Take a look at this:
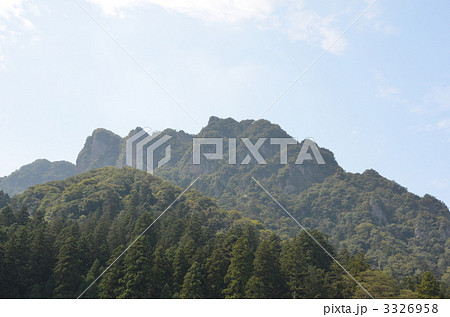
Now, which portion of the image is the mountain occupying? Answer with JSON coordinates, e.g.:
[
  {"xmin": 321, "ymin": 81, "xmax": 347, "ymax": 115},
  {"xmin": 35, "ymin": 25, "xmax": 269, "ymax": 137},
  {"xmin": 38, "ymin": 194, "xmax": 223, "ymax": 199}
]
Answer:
[
  {"xmin": 147, "ymin": 117, "xmax": 449, "ymax": 278},
  {"xmin": 0, "ymin": 159, "xmax": 75, "ymax": 196},
  {"xmin": 1, "ymin": 167, "xmax": 439, "ymax": 298},
  {"xmin": 0, "ymin": 117, "xmax": 449, "ymax": 279},
  {"xmin": 154, "ymin": 117, "xmax": 339, "ymax": 199}
]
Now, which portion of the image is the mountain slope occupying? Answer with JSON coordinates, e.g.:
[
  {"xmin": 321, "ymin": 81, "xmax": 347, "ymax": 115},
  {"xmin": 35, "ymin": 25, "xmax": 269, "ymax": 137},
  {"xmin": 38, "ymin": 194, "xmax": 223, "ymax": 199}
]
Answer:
[
  {"xmin": 1, "ymin": 167, "xmax": 435, "ymax": 298},
  {"xmin": 0, "ymin": 159, "xmax": 75, "ymax": 196},
  {"xmin": 289, "ymin": 169, "xmax": 450, "ymax": 278}
]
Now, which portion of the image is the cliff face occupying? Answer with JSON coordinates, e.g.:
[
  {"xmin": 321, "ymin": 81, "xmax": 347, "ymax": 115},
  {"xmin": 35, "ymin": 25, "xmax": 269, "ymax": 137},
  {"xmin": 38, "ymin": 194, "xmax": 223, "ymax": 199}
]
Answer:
[
  {"xmin": 75, "ymin": 128, "xmax": 122, "ymax": 174},
  {"xmin": 153, "ymin": 116, "xmax": 340, "ymax": 204}
]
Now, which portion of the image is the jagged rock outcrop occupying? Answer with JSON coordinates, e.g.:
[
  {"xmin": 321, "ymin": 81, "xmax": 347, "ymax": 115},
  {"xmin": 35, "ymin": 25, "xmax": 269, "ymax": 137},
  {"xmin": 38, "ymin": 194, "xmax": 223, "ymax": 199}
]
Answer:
[{"xmin": 75, "ymin": 128, "xmax": 122, "ymax": 174}]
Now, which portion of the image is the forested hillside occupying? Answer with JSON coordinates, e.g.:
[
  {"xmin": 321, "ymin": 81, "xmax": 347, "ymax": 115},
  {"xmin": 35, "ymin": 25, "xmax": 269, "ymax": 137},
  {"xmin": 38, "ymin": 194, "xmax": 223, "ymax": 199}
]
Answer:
[
  {"xmin": 290, "ymin": 170, "xmax": 450, "ymax": 278},
  {"xmin": 149, "ymin": 118, "xmax": 450, "ymax": 278},
  {"xmin": 1, "ymin": 168, "xmax": 447, "ymax": 298},
  {"xmin": 0, "ymin": 159, "xmax": 75, "ymax": 196}
]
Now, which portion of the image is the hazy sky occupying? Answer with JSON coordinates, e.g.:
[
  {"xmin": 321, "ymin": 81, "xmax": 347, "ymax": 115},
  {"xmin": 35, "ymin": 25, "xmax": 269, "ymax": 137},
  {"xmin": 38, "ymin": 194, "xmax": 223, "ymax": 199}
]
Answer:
[{"xmin": 1, "ymin": 0, "xmax": 449, "ymax": 206}]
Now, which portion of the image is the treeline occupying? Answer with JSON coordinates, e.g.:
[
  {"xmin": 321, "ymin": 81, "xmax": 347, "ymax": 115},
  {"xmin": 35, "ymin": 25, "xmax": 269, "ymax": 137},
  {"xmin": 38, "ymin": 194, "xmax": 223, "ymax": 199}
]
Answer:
[{"xmin": 0, "ymin": 203, "xmax": 447, "ymax": 298}]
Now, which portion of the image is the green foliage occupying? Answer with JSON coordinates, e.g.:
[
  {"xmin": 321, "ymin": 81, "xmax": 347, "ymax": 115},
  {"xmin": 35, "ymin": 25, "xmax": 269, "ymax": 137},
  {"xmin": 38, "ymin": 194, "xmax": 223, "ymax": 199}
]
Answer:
[
  {"xmin": 160, "ymin": 283, "xmax": 172, "ymax": 299},
  {"xmin": 417, "ymin": 271, "xmax": 441, "ymax": 299},
  {"xmin": 281, "ymin": 230, "xmax": 334, "ymax": 298},
  {"xmin": 223, "ymin": 237, "xmax": 253, "ymax": 298},
  {"xmin": 83, "ymin": 259, "xmax": 102, "ymax": 298},
  {"xmin": 353, "ymin": 270, "xmax": 398, "ymax": 299},
  {"xmin": 0, "ymin": 206, "xmax": 14, "ymax": 227},
  {"xmin": 119, "ymin": 237, "xmax": 153, "ymax": 298},
  {"xmin": 440, "ymin": 267, "xmax": 450, "ymax": 298},
  {"xmin": 15, "ymin": 206, "xmax": 29, "ymax": 225},
  {"xmin": 326, "ymin": 251, "xmax": 372, "ymax": 298},
  {"xmin": 53, "ymin": 236, "xmax": 83, "ymax": 298},
  {"xmin": 98, "ymin": 246, "xmax": 126, "ymax": 299},
  {"xmin": 0, "ymin": 191, "xmax": 10, "ymax": 209},
  {"xmin": 3, "ymin": 227, "xmax": 31, "ymax": 298},
  {"xmin": 244, "ymin": 276, "xmax": 265, "ymax": 298},
  {"xmin": 173, "ymin": 246, "xmax": 189, "ymax": 292},
  {"xmin": 246, "ymin": 233, "xmax": 286, "ymax": 298},
  {"xmin": 29, "ymin": 223, "xmax": 55, "ymax": 298},
  {"xmin": 151, "ymin": 245, "xmax": 172, "ymax": 297},
  {"xmin": 206, "ymin": 242, "xmax": 229, "ymax": 298},
  {"xmin": 180, "ymin": 262, "xmax": 205, "ymax": 299}
]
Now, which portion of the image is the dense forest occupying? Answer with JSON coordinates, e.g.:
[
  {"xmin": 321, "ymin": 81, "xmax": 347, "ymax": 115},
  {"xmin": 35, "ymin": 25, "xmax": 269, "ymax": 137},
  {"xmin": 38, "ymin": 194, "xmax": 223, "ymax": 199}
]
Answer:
[{"xmin": 0, "ymin": 168, "xmax": 448, "ymax": 298}]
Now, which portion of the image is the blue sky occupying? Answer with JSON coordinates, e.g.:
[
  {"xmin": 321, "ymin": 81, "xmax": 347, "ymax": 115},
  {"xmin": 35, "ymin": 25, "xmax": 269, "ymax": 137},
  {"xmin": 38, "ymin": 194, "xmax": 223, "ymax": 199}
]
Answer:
[{"xmin": 0, "ymin": 0, "xmax": 449, "ymax": 206}]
